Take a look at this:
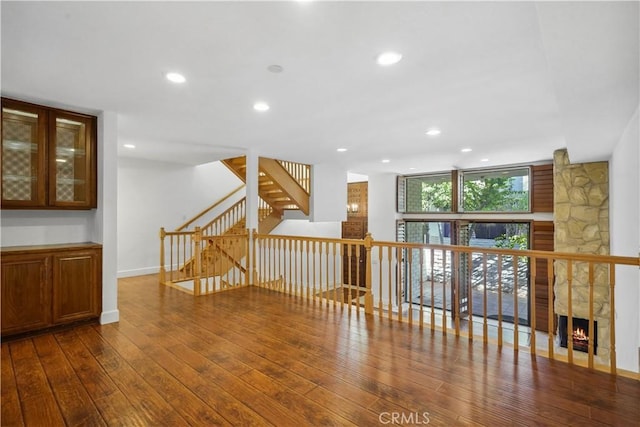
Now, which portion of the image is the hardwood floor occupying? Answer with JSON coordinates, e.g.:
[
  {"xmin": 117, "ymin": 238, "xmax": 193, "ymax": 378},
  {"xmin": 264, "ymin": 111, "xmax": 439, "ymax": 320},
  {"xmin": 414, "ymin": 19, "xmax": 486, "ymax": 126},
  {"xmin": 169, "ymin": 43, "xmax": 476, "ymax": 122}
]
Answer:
[{"xmin": 2, "ymin": 274, "xmax": 639, "ymax": 426}]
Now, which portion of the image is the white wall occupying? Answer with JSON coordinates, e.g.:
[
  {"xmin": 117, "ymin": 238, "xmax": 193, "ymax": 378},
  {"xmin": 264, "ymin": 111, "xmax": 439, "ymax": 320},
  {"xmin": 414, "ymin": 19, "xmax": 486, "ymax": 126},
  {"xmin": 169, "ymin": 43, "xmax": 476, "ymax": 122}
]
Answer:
[
  {"xmin": 1, "ymin": 210, "xmax": 95, "ymax": 246},
  {"xmin": 368, "ymin": 173, "xmax": 401, "ymax": 304},
  {"xmin": 368, "ymin": 173, "xmax": 399, "ymax": 242},
  {"xmin": 610, "ymin": 106, "xmax": 640, "ymax": 373},
  {"xmin": 311, "ymin": 163, "xmax": 347, "ymax": 222},
  {"xmin": 272, "ymin": 219, "xmax": 340, "ymax": 238},
  {"xmin": 117, "ymin": 158, "xmax": 242, "ymax": 277}
]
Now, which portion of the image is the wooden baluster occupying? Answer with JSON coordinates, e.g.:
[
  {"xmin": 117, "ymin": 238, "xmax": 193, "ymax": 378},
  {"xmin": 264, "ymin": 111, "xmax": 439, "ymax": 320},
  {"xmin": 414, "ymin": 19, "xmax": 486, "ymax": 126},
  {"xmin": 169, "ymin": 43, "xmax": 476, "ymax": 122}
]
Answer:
[
  {"xmin": 256, "ymin": 236, "xmax": 262, "ymax": 288},
  {"xmin": 288, "ymin": 239, "xmax": 293, "ymax": 295},
  {"xmin": 468, "ymin": 249, "xmax": 473, "ymax": 341},
  {"xmin": 312, "ymin": 241, "xmax": 317, "ymax": 301},
  {"xmin": 419, "ymin": 247, "xmax": 424, "ymax": 326},
  {"xmin": 441, "ymin": 249, "xmax": 447, "ymax": 335},
  {"xmin": 547, "ymin": 258, "xmax": 555, "ymax": 359},
  {"xmin": 497, "ymin": 254, "xmax": 503, "ymax": 347},
  {"xmin": 271, "ymin": 237, "xmax": 276, "ymax": 289},
  {"xmin": 178, "ymin": 235, "xmax": 188, "ymax": 277},
  {"xmin": 170, "ymin": 234, "xmax": 174, "ymax": 283},
  {"xmin": 159, "ymin": 228, "xmax": 166, "ymax": 284},
  {"xmin": 332, "ymin": 242, "xmax": 338, "ymax": 307},
  {"xmin": 609, "ymin": 263, "xmax": 616, "ymax": 374},
  {"xmin": 567, "ymin": 261, "xmax": 574, "ymax": 364},
  {"xmin": 407, "ymin": 247, "xmax": 413, "ymax": 325},
  {"xmin": 251, "ymin": 230, "xmax": 257, "ymax": 286},
  {"xmin": 364, "ymin": 233, "xmax": 373, "ymax": 315},
  {"xmin": 453, "ymin": 250, "xmax": 460, "ymax": 336},
  {"xmin": 530, "ymin": 256, "xmax": 537, "ymax": 354},
  {"xmin": 387, "ymin": 246, "xmax": 393, "ymax": 319},
  {"xmin": 277, "ymin": 238, "xmax": 282, "ymax": 291},
  {"xmin": 324, "ymin": 242, "xmax": 329, "ymax": 306},
  {"xmin": 588, "ymin": 262, "xmax": 595, "ymax": 369},
  {"xmin": 304, "ymin": 240, "xmax": 311, "ymax": 300},
  {"xmin": 377, "ymin": 246, "xmax": 383, "ymax": 316},
  {"xmin": 347, "ymin": 244, "xmax": 353, "ymax": 313},
  {"xmin": 430, "ymin": 248, "xmax": 436, "ymax": 331},
  {"xmin": 483, "ymin": 253, "xmax": 488, "ymax": 344},
  {"xmin": 298, "ymin": 240, "xmax": 304, "ymax": 297},
  {"xmin": 513, "ymin": 254, "xmax": 519, "ymax": 351},
  {"xmin": 396, "ymin": 246, "xmax": 402, "ymax": 322},
  {"xmin": 193, "ymin": 227, "xmax": 201, "ymax": 296}
]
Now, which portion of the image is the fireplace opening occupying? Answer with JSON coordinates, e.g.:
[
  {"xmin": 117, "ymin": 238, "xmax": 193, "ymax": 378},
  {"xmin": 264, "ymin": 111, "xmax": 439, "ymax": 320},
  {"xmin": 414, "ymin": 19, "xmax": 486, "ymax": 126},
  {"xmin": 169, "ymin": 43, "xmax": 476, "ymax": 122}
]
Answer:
[{"xmin": 558, "ymin": 316, "xmax": 597, "ymax": 355}]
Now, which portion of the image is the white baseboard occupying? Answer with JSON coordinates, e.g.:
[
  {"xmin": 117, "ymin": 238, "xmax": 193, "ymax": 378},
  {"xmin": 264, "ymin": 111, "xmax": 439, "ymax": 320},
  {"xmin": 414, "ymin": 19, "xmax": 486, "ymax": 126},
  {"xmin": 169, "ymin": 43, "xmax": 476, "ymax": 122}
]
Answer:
[
  {"xmin": 100, "ymin": 309, "xmax": 120, "ymax": 325},
  {"xmin": 117, "ymin": 266, "xmax": 159, "ymax": 278}
]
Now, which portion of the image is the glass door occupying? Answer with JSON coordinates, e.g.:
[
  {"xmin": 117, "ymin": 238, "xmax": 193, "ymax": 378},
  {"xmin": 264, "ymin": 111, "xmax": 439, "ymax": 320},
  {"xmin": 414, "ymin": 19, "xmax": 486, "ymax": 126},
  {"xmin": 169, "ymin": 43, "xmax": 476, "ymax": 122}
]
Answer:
[
  {"xmin": 1, "ymin": 100, "xmax": 47, "ymax": 207},
  {"xmin": 49, "ymin": 111, "xmax": 96, "ymax": 208},
  {"xmin": 401, "ymin": 220, "xmax": 530, "ymax": 326},
  {"xmin": 465, "ymin": 222, "xmax": 530, "ymax": 326}
]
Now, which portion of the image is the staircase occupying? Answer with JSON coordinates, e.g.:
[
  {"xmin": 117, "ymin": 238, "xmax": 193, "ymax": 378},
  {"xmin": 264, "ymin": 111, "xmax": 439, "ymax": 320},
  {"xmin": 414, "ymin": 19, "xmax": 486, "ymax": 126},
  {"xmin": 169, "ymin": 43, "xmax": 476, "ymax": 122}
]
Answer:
[
  {"xmin": 162, "ymin": 157, "xmax": 311, "ymax": 293},
  {"xmin": 222, "ymin": 156, "xmax": 310, "ymax": 217}
]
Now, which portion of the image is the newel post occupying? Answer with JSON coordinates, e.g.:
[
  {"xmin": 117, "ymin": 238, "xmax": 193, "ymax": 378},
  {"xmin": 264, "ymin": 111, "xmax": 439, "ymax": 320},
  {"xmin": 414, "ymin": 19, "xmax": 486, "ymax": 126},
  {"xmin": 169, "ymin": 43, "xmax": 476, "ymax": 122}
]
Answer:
[
  {"xmin": 159, "ymin": 227, "xmax": 166, "ymax": 284},
  {"xmin": 364, "ymin": 232, "xmax": 374, "ymax": 314},
  {"xmin": 252, "ymin": 229, "xmax": 259, "ymax": 286},
  {"xmin": 194, "ymin": 227, "xmax": 202, "ymax": 296}
]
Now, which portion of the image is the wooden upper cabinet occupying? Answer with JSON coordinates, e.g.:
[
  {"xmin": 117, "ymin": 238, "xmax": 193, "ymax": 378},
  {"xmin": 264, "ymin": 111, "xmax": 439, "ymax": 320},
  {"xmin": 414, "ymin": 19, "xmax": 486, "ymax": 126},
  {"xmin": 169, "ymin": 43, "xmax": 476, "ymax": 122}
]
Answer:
[
  {"xmin": 1, "ymin": 99, "xmax": 48, "ymax": 207},
  {"xmin": 49, "ymin": 110, "xmax": 97, "ymax": 208},
  {"xmin": 1, "ymin": 98, "xmax": 97, "ymax": 209}
]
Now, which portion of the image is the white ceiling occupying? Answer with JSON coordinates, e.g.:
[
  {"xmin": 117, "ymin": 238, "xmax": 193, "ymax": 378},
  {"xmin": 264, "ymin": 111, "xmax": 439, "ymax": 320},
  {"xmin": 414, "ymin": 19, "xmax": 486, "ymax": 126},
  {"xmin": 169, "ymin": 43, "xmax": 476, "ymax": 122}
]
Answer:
[{"xmin": 2, "ymin": 1, "xmax": 638, "ymax": 175}]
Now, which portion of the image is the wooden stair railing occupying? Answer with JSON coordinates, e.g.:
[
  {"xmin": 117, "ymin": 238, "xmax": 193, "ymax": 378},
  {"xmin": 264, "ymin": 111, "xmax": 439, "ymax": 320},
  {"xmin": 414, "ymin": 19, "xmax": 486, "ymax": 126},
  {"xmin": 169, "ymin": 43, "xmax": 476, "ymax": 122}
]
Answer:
[
  {"xmin": 179, "ymin": 196, "xmax": 280, "ymax": 277},
  {"xmin": 175, "ymin": 184, "xmax": 245, "ymax": 232},
  {"xmin": 222, "ymin": 156, "xmax": 310, "ymax": 216}
]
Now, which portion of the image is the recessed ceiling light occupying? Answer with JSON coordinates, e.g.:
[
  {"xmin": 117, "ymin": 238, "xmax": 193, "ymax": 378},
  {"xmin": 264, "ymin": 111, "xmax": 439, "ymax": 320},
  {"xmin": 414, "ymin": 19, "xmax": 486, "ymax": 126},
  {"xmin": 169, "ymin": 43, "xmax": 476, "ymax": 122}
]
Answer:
[
  {"xmin": 337, "ymin": 148, "xmax": 347, "ymax": 152},
  {"xmin": 426, "ymin": 128, "xmax": 442, "ymax": 137},
  {"xmin": 123, "ymin": 144, "xmax": 136, "ymax": 149},
  {"xmin": 253, "ymin": 102, "xmax": 270, "ymax": 112},
  {"xmin": 480, "ymin": 158, "xmax": 489, "ymax": 162},
  {"xmin": 381, "ymin": 159, "xmax": 391, "ymax": 163},
  {"xmin": 166, "ymin": 72, "xmax": 186, "ymax": 83},
  {"xmin": 409, "ymin": 167, "xmax": 416, "ymax": 170},
  {"xmin": 376, "ymin": 51, "xmax": 402, "ymax": 66},
  {"xmin": 461, "ymin": 148, "xmax": 472, "ymax": 153}
]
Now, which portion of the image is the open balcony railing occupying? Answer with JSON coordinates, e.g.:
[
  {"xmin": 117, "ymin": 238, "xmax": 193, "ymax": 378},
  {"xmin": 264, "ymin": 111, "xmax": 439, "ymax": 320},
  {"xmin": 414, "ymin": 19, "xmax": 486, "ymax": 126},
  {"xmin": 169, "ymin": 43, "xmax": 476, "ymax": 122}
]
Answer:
[{"xmin": 160, "ymin": 229, "xmax": 639, "ymax": 375}]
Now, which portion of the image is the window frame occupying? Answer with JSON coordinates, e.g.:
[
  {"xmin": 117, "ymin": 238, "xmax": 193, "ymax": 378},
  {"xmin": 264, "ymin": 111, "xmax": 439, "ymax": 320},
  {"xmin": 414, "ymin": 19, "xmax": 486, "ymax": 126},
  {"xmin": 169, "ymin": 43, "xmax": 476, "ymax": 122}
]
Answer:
[
  {"xmin": 458, "ymin": 166, "xmax": 532, "ymax": 214},
  {"xmin": 402, "ymin": 171, "xmax": 454, "ymax": 214}
]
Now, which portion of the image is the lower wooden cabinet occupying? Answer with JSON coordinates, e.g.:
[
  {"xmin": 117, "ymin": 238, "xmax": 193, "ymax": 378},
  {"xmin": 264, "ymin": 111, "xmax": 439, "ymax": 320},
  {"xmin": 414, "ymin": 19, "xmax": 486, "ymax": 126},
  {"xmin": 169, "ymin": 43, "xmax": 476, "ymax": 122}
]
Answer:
[{"xmin": 1, "ymin": 243, "xmax": 102, "ymax": 337}]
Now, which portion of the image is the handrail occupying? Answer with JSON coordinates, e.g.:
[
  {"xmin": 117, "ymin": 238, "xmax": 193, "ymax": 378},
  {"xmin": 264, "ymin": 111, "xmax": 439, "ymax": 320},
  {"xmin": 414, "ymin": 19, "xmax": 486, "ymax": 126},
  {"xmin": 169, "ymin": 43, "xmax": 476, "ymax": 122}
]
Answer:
[
  {"xmin": 160, "ymin": 227, "xmax": 639, "ymax": 376},
  {"xmin": 175, "ymin": 184, "xmax": 245, "ymax": 231},
  {"xmin": 277, "ymin": 159, "xmax": 311, "ymax": 194},
  {"xmin": 250, "ymin": 231, "xmax": 639, "ymax": 376},
  {"xmin": 201, "ymin": 198, "xmax": 245, "ymax": 236}
]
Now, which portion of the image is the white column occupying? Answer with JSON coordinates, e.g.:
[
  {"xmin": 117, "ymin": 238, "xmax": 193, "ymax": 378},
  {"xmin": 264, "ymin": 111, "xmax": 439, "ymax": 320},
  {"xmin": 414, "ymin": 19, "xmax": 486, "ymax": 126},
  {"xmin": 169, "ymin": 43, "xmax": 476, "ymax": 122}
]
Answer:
[
  {"xmin": 94, "ymin": 111, "xmax": 119, "ymax": 324},
  {"xmin": 245, "ymin": 150, "xmax": 259, "ymax": 231}
]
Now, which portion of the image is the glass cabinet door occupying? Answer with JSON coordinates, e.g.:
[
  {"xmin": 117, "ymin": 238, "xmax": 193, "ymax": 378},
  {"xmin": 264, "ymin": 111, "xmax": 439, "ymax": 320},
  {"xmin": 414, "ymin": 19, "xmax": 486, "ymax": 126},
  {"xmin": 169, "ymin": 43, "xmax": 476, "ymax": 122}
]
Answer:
[
  {"xmin": 49, "ymin": 111, "xmax": 96, "ymax": 207},
  {"xmin": 1, "ymin": 101, "xmax": 48, "ymax": 207}
]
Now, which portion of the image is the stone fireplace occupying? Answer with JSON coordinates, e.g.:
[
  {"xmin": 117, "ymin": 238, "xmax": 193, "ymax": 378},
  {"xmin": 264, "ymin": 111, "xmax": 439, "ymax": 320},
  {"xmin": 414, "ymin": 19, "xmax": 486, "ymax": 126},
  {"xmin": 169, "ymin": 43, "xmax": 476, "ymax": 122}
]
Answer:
[{"xmin": 553, "ymin": 149, "xmax": 610, "ymax": 363}]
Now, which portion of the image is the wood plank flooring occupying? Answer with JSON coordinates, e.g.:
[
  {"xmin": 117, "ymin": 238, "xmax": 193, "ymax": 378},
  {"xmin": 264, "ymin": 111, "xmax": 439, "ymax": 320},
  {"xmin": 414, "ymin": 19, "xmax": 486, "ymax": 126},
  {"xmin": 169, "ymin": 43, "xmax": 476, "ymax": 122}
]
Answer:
[{"xmin": 2, "ymin": 274, "xmax": 639, "ymax": 426}]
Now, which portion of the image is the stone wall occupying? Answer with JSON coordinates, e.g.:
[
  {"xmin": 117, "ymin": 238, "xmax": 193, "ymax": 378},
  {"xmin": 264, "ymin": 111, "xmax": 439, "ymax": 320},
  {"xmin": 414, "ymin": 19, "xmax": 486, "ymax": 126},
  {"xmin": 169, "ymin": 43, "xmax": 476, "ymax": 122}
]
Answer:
[{"xmin": 553, "ymin": 149, "xmax": 610, "ymax": 362}]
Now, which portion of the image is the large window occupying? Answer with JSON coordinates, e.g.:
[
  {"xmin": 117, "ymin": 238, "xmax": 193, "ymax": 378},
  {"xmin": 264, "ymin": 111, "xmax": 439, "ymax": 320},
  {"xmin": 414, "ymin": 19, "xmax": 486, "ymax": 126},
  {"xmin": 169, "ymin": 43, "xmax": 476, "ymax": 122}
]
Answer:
[
  {"xmin": 460, "ymin": 167, "xmax": 530, "ymax": 212},
  {"xmin": 404, "ymin": 173, "xmax": 452, "ymax": 212},
  {"xmin": 400, "ymin": 167, "xmax": 531, "ymax": 214}
]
